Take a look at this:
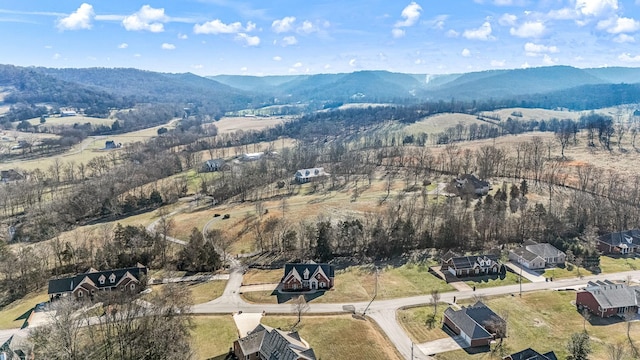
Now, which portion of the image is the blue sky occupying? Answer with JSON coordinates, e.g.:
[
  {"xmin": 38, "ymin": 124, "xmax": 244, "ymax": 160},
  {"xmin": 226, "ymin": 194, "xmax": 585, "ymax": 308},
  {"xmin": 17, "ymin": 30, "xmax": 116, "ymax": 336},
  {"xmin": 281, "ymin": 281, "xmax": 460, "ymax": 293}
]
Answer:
[{"xmin": 2, "ymin": 0, "xmax": 640, "ymax": 75}]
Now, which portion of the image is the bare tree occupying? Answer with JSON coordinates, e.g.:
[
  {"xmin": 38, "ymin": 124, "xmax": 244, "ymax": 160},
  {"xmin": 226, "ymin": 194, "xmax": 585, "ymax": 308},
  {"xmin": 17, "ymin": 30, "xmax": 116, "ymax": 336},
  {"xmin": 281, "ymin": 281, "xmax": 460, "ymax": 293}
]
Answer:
[
  {"xmin": 430, "ymin": 289, "xmax": 441, "ymax": 314},
  {"xmin": 607, "ymin": 342, "xmax": 628, "ymax": 360},
  {"xmin": 581, "ymin": 307, "xmax": 591, "ymax": 332},
  {"xmin": 292, "ymin": 295, "xmax": 310, "ymax": 328}
]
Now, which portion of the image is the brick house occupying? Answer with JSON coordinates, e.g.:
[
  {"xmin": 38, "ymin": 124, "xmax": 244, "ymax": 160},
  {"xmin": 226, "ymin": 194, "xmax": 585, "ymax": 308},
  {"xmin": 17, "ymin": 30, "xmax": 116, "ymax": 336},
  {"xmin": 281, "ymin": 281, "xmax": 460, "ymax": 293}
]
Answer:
[
  {"xmin": 597, "ymin": 230, "xmax": 640, "ymax": 255},
  {"xmin": 281, "ymin": 262, "xmax": 334, "ymax": 292},
  {"xmin": 576, "ymin": 280, "xmax": 640, "ymax": 318},
  {"xmin": 443, "ymin": 301, "xmax": 506, "ymax": 348},
  {"xmin": 234, "ymin": 324, "xmax": 316, "ymax": 360},
  {"xmin": 47, "ymin": 264, "xmax": 147, "ymax": 301},
  {"xmin": 441, "ymin": 252, "xmax": 500, "ymax": 277}
]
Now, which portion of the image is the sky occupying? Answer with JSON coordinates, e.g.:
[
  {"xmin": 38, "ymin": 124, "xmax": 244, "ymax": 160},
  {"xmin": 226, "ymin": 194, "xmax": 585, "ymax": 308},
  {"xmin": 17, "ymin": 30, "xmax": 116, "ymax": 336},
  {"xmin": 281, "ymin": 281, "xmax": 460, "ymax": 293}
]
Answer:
[{"xmin": 2, "ymin": 0, "xmax": 640, "ymax": 76}]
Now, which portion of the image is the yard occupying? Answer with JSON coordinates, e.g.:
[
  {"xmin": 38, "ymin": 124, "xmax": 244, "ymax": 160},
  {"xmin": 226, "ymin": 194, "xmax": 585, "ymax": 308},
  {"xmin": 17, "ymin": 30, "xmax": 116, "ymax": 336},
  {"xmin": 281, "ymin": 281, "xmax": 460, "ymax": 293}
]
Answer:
[
  {"xmin": 464, "ymin": 271, "xmax": 527, "ymax": 289},
  {"xmin": 543, "ymin": 264, "xmax": 593, "ymax": 279},
  {"xmin": 401, "ymin": 290, "xmax": 639, "ymax": 360},
  {"xmin": 191, "ymin": 315, "xmax": 238, "ymax": 360},
  {"xmin": 261, "ymin": 315, "xmax": 402, "ymax": 360},
  {"xmin": 147, "ymin": 280, "xmax": 226, "ymax": 305},
  {"xmin": 599, "ymin": 256, "xmax": 640, "ymax": 273},
  {"xmin": 241, "ymin": 264, "xmax": 453, "ymax": 304},
  {"xmin": 0, "ymin": 289, "xmax": 49, "ymax": 329},
  {"xmin": 397, "ymin": 303, "xmax": 450, "ymax": 343}
]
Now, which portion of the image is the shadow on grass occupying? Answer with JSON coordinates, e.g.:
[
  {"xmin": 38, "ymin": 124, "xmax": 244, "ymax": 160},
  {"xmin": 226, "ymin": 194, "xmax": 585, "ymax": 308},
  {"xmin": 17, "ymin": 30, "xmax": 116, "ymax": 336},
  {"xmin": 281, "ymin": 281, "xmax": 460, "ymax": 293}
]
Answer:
[
  {"xmin": 274, "ymin": 289, "xmax": 326, "ymax": 304},
  {"xmin": 460, "ymin": 272, "xmax": 507, "ymax": 285}
]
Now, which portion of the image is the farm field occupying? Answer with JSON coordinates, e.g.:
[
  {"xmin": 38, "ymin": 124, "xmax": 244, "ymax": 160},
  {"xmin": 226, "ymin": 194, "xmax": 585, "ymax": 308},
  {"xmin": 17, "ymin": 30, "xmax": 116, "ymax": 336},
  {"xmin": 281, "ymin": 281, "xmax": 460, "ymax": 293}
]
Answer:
[
  {"xmin": 24, "ymin": 115, "xmax": 114, "ymax": 127},
  {"xmin": 401, "ymin": 290, "xmax": 639, "ymax": 360},
  {"xmin": 214, "ymin": 116, "xmax": 289, "ymax": 133},
  {"xmin": 261, "ymin": 315, "xmax": 402, "ymax": 360},
  {"xmin": 403, "ymin": 113, "xmax": 493, "ymax": 136}
]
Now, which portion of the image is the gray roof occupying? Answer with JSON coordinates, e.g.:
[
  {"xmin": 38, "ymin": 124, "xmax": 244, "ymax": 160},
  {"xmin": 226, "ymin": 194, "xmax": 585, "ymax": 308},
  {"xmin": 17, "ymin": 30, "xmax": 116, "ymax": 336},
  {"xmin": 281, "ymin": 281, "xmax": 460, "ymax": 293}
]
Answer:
[
  {"xmin": 584, "ymin": 280, "xmax": 640, "ymax": 309},
  {"xmin": 239, "ymin": 324, "xmax": 316, "ymax": 360},
  {"xmin": 444, "ymin": 301, "xmax": 504, "ymax": 341},
  {"xmin": 295, "ymin": 167, "xmax": 328, "ymax": 179},
  {"xmin": 283, "ymin": 263, "xmax": 335, "ymax": 280},
  {"xmin": 525, "ymin": 243, "xmax": 564, "ymax": 259},
  {"xmin": 504, "ymin": 348, "xmax": 557, "ymax": 360},
  {"xmin": 47, "ymin": 265, "xmax": 147, "ymax": 295},
  {"xmin": 510, "ymin": 247, "xmax": 544, "ymax": 262},
  {"xmin": 598, "ymin": 230, "xmax": 640, "ymax": 249}
]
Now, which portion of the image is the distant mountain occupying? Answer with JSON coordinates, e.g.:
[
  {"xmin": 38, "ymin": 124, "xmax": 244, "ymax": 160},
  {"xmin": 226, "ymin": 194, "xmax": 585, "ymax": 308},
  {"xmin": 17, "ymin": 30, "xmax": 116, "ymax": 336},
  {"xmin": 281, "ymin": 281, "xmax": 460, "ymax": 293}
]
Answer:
[
  {"xmin": 426, "ymin": 66, "xmax": 606, "ymax": 100},
  {"xmin": 584, "ymin": 67, "xmax": 640, "ymax": 84},
  {"xmin": 209, "ymin": 74, "xmax": 299, "ymax": 92}
]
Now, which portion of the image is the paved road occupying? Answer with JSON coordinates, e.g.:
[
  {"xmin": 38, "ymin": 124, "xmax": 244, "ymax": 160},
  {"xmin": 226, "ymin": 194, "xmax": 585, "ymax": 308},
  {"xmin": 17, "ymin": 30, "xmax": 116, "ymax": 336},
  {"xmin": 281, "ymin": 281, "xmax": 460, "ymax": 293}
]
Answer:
[{"xmin": 193, "ymin": 269, "xmax": 640, "ymax": 360}]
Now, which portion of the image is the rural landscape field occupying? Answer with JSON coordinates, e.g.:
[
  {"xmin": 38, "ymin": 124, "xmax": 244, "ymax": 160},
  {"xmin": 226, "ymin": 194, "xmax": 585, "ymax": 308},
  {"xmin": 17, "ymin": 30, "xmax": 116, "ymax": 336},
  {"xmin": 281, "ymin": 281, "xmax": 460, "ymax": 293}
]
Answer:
[{"xmin": 3, "ymin": 1, "xmax": 640, "ymax": 360}]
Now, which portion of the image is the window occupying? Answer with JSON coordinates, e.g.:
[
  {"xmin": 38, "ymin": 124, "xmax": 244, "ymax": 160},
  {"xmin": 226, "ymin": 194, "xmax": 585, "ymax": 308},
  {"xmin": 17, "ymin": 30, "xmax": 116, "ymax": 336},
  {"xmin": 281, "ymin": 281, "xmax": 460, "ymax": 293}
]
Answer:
[
  {"xmin": 78, "ymin": 291, "xmax": 83, "ymax": 298},
  {"xmin": 99, "ymin": 275, "xmax": 105, "ymax": 285},
  {"xmin": 130, "ymin": 284, "xmax": 136, "ymax": 290},
  {"xmin": 320, "ymin": 282, "xmax": 326, "ymax": 288},
  {"xmin": 109, "ymin": 274, "xmax": 116, "ymax": 283}
]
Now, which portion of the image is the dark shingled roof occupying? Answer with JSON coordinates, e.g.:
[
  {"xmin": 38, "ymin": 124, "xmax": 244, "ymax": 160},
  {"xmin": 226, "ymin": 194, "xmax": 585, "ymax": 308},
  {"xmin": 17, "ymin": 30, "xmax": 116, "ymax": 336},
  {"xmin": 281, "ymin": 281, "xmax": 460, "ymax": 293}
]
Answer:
[
  {"xmin": 449, "ymin": 255, "xmax": 499, "ymax": 270},
  {"xmin": 238, "ymin": 324, "xmax": 316, "ymax": 360},
  {"xmin": 598, "ymin": 230, "xmax": 640, "ymax": 249},
  {"xmin": 583, "ymin": 280, "xmax": 640, "ymax": 309},
  {"xmin": 444, "ymin": 301, "xmax": 504, "ymax": 341},
  {"xmin": 283, "ymin": 262, "xmax": 334, "ymax": 280},
  {"xmin": 510, "ymin": 247, "xmax": 544, "ymax": 262},
  {"xmin": 47, "ymin": 265, "xmax": 147, "ymax": 295},
  {"xmin": 504, "ymin": 348, "xmax": 557, "ymax": 360}
]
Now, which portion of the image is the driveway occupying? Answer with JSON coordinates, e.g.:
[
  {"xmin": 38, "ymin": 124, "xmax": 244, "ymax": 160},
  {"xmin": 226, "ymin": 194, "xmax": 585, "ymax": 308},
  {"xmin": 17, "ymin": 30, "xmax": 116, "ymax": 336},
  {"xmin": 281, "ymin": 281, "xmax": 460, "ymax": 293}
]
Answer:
[
  {"xmin": 233, "ymin": 312, "xmax": 263, "ymax": 337},
  {"xmin": 417, "ymin": 335, "xmax": 468, "ymax": 355},
  {"xmin": 505, "ymin": 262, "xmax": 547, "ymax": 283}
]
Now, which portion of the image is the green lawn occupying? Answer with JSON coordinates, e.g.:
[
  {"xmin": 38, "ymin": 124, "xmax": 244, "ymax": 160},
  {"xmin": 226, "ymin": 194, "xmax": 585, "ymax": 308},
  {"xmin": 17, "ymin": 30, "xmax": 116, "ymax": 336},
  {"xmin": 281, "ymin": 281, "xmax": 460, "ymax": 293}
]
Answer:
[
  {"xmin": 397, "ymin": 303, "xmax": 449, "ymax": 343},
  {"xmin": 0, "ymin": 290, "xmax": 49, "ymax": 329},
  {"xmin": 429, "ymin": 290, "xmax": 638, "ymax": 360},
  {"xmin": 599, "ymin": 256, "xmax": 640, "ymax": 273},
  {"xmin": 190, "ymin": 281, "xmax": 227, "ymax": 304},
  {"xmin": 191, "ymin": 315, "xmax": 238, "ymax": 360},
  {"xmin": 464, "ymin": 272, "xmax": 527, "ymax": 289},
  {"xmin": 241, "ymin": 264, "xmax": 453, "ymax": 304},
  {"xmin": 543, "ymin": 264, "xmax": 593, "ymax": 279},
  {"xmin": 261, "ymin": 315, "xmax": 402, "ymax": 360}
]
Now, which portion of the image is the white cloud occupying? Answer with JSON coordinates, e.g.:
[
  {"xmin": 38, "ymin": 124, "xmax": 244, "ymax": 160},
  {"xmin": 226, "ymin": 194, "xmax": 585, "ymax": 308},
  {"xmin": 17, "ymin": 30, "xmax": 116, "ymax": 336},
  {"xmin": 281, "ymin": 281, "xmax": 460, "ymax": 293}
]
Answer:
[
  {"xmin": 524, "ymin": 42, "xmax": 558, "ymax": 56},
  {"xmin": 178, "ymin": 33, "xmax": 188, "ymax": 40},
  {"xmin": 618, "ymin": 52, "xmax": 640, "ymax": 62},
  {"xmin": 546, "ymin": 8, "xmax": 580, "ymax": 20},
  {"xmin": 293, "ymin": 62, "xmax": 303, "ymax": 68},
  {"xmin": 118, "ymin": 43, "xmax": 128, "ymax": 49},
  {"xmin": 133, "ymin": 53, "xmax": 141, "ymax": 58},
  {"xmin": 576, "ymin": 0, "xmax": 618, "ymax": 17},
  {"xmin": 236, "ymin": 33, "xmax": 260, "ymax": 46},
  {"xmin": 349, "ymin": 58, "xmax": 357, "ymax": 67},
  {"xmin": 510, "ymin": 21, "xmax": 545, "ymax": 38},
  {"xmin": 499, "ymin": 13, "xmax": 517, "ymax": 26},
  {"xmin": 446, "ymin": 29, "xmax": 459, "ymax": 37},
  {"xmin": 392, "ymin": 28, "xmax": 406, "ymax": 38},
  {"xmin": 494, "ymin": 0, "xmax": 512, "ymax": 5},
  {"xmin": 461, "ymin": 48, "xmax": 471, "ymax": 57},
  {"xmin": 194, "ymin": 19, "xmax": 246, "ymax": 34},
  {"xmin": 44, "ymin": 45, "xmax": 53, "ymax": 49},
  {"xmin": 415, "ymin": 59, "xmax": 423, "ymax": 65},
  {"xmin": 428, "ymin": 15, "xmax": 448, "ymax": 30},
  {"xmin": 298, "ymin": 20, "xmax": 315, "ymax": 33},
  {"xmin": 240, "ymin": 66, "xmax": 248, "ymax": 72},
  {"xmin": 122, "ymin": 5, "xmax": 167, "ymax": 32},
  {"xmin": 521, "ymin": 61, "xmax": 531, "ymax": 68},
  {"xmin": 272, "ymin": 16, "xmax": 296, "ymax": 33},
  {"xmin": 281, "ymin": 36, "xmax": 298, "ymax": 46},
  {"xmin": 491, "ymin": 59, "xmax": 506, "ymax": 67},
  {"xmin": 613, "ymin": 34, "xmax": 635, "ymax": 43},
  {"xmin": 395, "ymin": 2, "xmax": 422, "ymax": 27},
  {"xmin": 191, "ymin": 64, "xmax": 203, "ymax": 69},
  {"xmin": 161, "ymin": 43, "xmax": 175, "ymax": 50},
  {"xmin": 324, "ymin": 64, "xmax": 331, "ymax": 69},
  {"xmin": 597, "ymin": 16, "xmax": 640, "ymax": 34},
  {"xmin": 542, "ymin": 54, "xmax": 557, "ymax": 65},
  {"xmin": 52, "ymin": 53, "xmax": 61, "ymax": 60},
  {"xmin": 463, "ymin": 22, "xmax": 493, "ymax": 40},
  {"xmin": 273, "ymin": 56, "xmax": 282, "ymax": 61},
  {"xmin": 57, "ymin": 3, "xmax": 94, "ymax": 31}
]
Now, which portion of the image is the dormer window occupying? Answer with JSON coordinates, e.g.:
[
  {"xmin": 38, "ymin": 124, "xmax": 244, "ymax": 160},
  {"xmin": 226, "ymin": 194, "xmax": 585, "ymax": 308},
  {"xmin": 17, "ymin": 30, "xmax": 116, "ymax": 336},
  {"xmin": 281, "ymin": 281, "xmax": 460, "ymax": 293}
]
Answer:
[
  {"xmin": 109, "ymin": 274, "xmax": 116, "ymax": 283},
  {"xmin": 98, "ymin": 275, "xmax": 106, "ymax": 285},
  {"xmin": 303, "ymin": 268, "xmax": 310, "ymax": 280}
]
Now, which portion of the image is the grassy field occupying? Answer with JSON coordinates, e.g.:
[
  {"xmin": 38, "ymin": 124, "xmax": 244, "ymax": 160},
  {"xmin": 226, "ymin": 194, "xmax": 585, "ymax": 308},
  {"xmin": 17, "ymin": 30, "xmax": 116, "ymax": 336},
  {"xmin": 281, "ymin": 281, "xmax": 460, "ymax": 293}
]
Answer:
[
  {"xmin": 147, "ymin": 280, "xmax": 226, "ymax": 305},
  {"xmin": 543, "ymin": 264, "xmax": 593, "ymax": 279},
  {"xmin": 599, "ymin": 256, "xmax": 640, "ymax": 273},
  {"xmin": 261, "ymin": 315, "xmax": 402, "ymax": 360},
  {"xmin": 0, "ymin": 289, "xmax": 49, "ymax": 329},
  {"xmin": 25, "ymin": 115, "xmax": 114, "ymax": 127},
  {"xmin": 464, "ymin": 272, "xmax": 527, "ymax": 289},
  {"xmin": 191, "ymin": 315, "xmax": 238, "ymax": 360},
  {"xmin": 403, "ymin": 113, "xmax": 493, "ymax": 136},
  {"xmin": 243, "ymin": 269, "xmax": 282, "ymax": 285},
  {"xmin": 397, "ymin": 303, "xmax": 449, "ymax": 343},
  {"xmin": 241, "ymin": 264, "xmax": 453, "ymax": 304},
  {"xmin": 399, "ymin": 290, "xmax": 639, "ymax": 360}
]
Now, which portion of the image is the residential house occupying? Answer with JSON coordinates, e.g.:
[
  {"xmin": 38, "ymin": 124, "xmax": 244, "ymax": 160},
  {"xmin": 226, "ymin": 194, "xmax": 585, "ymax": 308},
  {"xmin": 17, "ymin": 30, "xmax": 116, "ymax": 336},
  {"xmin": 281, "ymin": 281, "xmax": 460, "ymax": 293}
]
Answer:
[
  {"xmin": 234, "ymin": 324, "xmax": 316, "ymax": 360},
  {"xmin": 47, "ymin": 264, "xmax": 147, "ymax": 301},
  {"xmin": 454, "ymin": 174, "xmax": 491, "ymax": 196},
  {"xmin": 441, "ymin": 252, "xmax": 500, "ymax": 277},
  {"xmin": 597, "ymin": 230, "xmax": 640, "ymax": 255},
  {"xmin": 241, "ymin": 152, "xmax": 264, "ymax": 162},
  {"xmin": 0, "ymin": 170, "xmax": 24, "ymax": 183},
  {"xmin": 60, "ymin": 110, "xmax": 77, "ymax": 117},
  {"xmin": 104, "ymin": 140, "xmax": 122, "ymax": 149},
  {"xmin": 0, "ymin": 334, "xmax": 31, "ymax": 360},
  {"xmin": 294, "ymin": 167, "xmax": 328, "ymax": 184},
  {"xmin": 443, "ymin": 301, "xmax": 506, "ymax": 348},
  {"xmin": 281, "ymin": 262, "xmax": 334, "ymax": 292},
  {"xmin": 202, "ymin": 158, "xmax": 225, "ymax": 172},
  {"xmin": 576, "ymin": 280, "xmax": 640, "ymax": 318},
  {"xmin": 508, "ymin": 241, "xmax": 565, "ymax": 270},
  {"xmin": 503, "ymin": 348, "xmax": 558, "ymax": 360}
]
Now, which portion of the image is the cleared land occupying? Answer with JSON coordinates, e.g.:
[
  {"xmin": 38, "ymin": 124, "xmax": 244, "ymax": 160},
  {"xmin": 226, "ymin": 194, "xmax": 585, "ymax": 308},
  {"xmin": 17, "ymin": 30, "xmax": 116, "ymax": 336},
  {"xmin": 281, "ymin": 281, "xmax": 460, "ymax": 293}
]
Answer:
[
  {"xmin": 403, "ymin": 113, "xmax": 491, "ymax": 136},
  {"xmin": 24, "ymin": 116, "xmax": 114, "ymax": 127},
  {"xmin": 401, "ymin": 290, "xmax": 639, "ymax": 360},
  {"xmin": 191, "ymin": 315, "xmax": 238, "ymax": 360},
  {"xmin": 0, "ymin": 289, "xmax": 48, "ymax": 329},
  {"xmin": 599, "ymin": 256, "xmax": 640, "ymax": 273},
  {"xmin": 261, "ymin": 315, "xmax": 402, "ymax": 360},
  {"xmin": 214, "ymin": 116, "xmax": 288, "ymax": 133},
  {"xmin": 241, "ymin": 264, "xmax": 453, "ymax": 304}
]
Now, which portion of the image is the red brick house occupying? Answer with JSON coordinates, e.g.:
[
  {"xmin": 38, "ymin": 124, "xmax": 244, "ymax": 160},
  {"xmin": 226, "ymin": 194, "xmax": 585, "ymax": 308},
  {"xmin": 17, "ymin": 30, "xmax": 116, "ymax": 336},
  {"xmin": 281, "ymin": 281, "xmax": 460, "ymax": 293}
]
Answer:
[
  {"xmin": 597, "ymin": 230, "xmax": 640, "ymax": 255},
  {"xmin": 47, "ymin": 264, "xmax": 147, "ymax": 301},
  {"xmin": 576, "ymin": 280, "xmax": 640, "ymax": 318},
  {"xmin": 443, "ymin": 301, "xmax": 506, "ymax": 347},
  {"xmin": 281, "ymin": 263, "xmax": 334, "ymax": 292}
]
